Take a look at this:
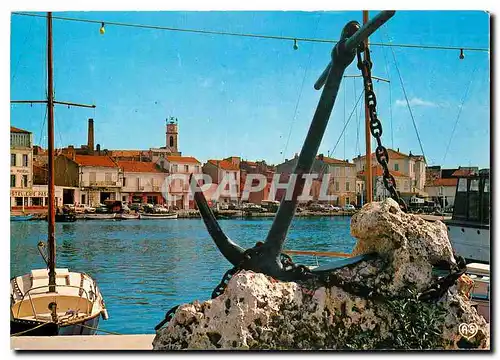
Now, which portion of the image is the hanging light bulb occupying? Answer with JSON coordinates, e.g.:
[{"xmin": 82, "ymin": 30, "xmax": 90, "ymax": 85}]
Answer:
[
  {"xmin": 459, "ymin": 48, "xmax": 465, "ymax": 60},
  {"xmin": 100, "ymin": 22, "xmax": 105, "ymax": 35},
  {"xmin": 293, "ymin": 39, "xmax": 298, "ymax": 50}
]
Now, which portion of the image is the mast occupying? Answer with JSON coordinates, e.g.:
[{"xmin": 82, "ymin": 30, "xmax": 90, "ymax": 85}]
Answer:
[
  {"xmin": 47, "ymin": 12, "xmax": 56, "ymax": 292},
  {"xmin": 363, "ymin": 10, "xmax": 373, "ymax": 204}
]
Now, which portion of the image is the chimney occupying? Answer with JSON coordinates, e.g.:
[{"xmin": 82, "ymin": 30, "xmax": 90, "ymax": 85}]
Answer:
[
  {"xmin": 68, "ymin": 145, "xmax": 76, "ymax": 161},
  {"xmin": 397, "ymin": 147, "xmax": 399, "ymax": 152},
  {"xmin": 318, "ymin": 153, "xmax": 324, "ymax": 160},
  {"xmin": 96, "ymin": 144, "xmax": 101, "ymax": 155},
  {"xmin": 87, "ymin": 118, "xmax": 95, "ymax": 155}
]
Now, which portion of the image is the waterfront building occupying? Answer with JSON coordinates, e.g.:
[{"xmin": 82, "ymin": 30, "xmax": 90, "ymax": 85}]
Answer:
[
  {"xmin": 117, "ymin": 160, "xmax": 168, "ymax": 205},
  {"xmin": 10, "ymin": 126, "xmax": 33, "ymax": 208},
  {"xmin": 239, "ymin": 160, "xmax": 276, "ymax": 204},
  {"xmin": 353, "ymin": 148, "xmax": 427, "ymax": 201},
  {"xmin": 158, "ymin": 155, "xmax": 202, "ymax": 209},
  {"xmin": 275, "ymin": 154, "xmax": 357, "ymax": 206},
  {"xmin": 357, "ymin": 165, "xmax": 411, "ymax": 201},
  {"xmin": 202, "ymin": 157, "xmax": 241, "ymax": 204}
]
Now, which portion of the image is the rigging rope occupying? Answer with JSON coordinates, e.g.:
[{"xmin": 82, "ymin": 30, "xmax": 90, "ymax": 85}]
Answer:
[
  {"xmin": 378, "ymin": 31, "xmax": 395, "ymax": 149},
  {"xmin": 442, "ymin": 64, "xmax": 479, "ymax": 164},
  {"xmin": 354, "ymin": 78, "xmax": 360, "ymax": 155},
  {"xmin": 11, "ymin": 12, "xmax": 489, "ymax": 53},
  {"xmin": 328, "ymin": 90, "xmax": 364, "ymax": 156},
  {"xmin": 384, "ymin": 28, "xmax": 427, "ymax": 162},
  {"xmin": 11, "ymin": 20, "xmax": 33, "ymax": 82}
]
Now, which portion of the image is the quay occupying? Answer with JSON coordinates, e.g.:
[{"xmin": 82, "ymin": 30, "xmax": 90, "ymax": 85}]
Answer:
[{"xmin": 11, "ymin": 335, "xmax": 155, "ymax": 351}]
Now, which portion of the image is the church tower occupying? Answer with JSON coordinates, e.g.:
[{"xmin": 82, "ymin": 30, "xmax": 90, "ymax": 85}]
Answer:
[{"xmin": 165, "ymin": 117, "xmax": 178, "ymax": 154}]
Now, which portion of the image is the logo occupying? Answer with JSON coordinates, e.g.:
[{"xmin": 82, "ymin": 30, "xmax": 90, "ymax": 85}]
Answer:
[{"xmin": 458, "ymin": 323, "xmax": 478, "ymax": 340}]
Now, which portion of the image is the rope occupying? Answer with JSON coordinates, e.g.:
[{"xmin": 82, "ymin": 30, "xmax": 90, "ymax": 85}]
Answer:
[
  {"xmin": 11, "ymin": 20, "xmax": 33, "ymax": 82},
  {"xmin": 384, "ymin": 30, "xmax": 427, "ymax": 162},
  {"xmin": 328, "ymin": 90, "xmax": 364, "ymax": 156},
  {"xmin": 11, "ymin": 12, "xmax": 489, "ymax": 53},
  {"xmin": 442, "ymin": 65, "xmax": 478, "ymax": 163},
  {"xmin": 11, "ymin": 321, "xmax": 50, "ymax": 336},
  {"xmin": 75, "ymin": 323, "xmax": 122, "ymax": 335}
]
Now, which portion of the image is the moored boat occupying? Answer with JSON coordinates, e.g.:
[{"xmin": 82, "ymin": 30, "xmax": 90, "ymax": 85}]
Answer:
[
  {"xmin": 140, "ymin": 213, "xmax": 178, "ymax": 220},
  {"xmin": 84, "ymin": 213, "xmax": 117, "ymax": 220},
  {"xmin": 10, "ymin": 215, "xmax": 34, "ymax": 222},
  {"xmin": 10, "ymin": 268, "xmax": 108, "ymax": 336},
  {"xmin": 120, "ymin": 213, "xmax": 140, "ymax": 220}
]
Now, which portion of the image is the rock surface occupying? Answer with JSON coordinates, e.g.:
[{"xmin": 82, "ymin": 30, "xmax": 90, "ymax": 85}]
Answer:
[{"xmin": 153, "ymin": 198, "xmax": 489, "ymax": 350}]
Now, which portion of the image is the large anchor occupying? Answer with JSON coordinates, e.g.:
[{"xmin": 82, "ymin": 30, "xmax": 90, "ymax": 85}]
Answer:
[{"xmin": 190, "ymin": 11, "xmax": 396, "ymax": 282}]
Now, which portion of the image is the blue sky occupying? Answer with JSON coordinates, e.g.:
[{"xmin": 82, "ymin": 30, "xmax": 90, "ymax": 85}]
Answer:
[{"xmin": 10, "ymin": 10, "xmax": 490, "ymax": 168}]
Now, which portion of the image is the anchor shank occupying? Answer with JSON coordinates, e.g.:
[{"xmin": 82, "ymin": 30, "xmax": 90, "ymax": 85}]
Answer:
[{"xmin": 264, "ymin": 58, "xmax": 349, "ymax": 257}]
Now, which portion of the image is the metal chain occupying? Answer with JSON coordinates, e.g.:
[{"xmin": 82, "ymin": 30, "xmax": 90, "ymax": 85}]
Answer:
[{"xmin": 356, "ymin": 43, "xmax": 408, "ymax": 212}]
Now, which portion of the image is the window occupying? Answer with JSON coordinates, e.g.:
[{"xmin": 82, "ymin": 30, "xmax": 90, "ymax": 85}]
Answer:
[
  {"xmin": 32, "ymin": 197, "xmax": 43, "ymax": 206},
  {"xmin": 346, "ymin": 182, "xmax": 350, "ymax": 191},
  {"xmin": 10, "ymin": 174, "xmax": 15, "ymax": 187},
  {"xmin": 335, "ymin": 182, "xmax": 339, "ymax": 191},
  {"xmin": 11, "ymin": 154, "xmax": 16, "ymax": 166},
  {"xmin": 184, "ymin": 164, "xmax": 189, "ymax": 172},
  {"xmin": 15, "ymin": 197, "xmax": 23, "ymax": 206},
  {"xmin": 89, "ymin": 172, "xmax": 96, "ymax": 184},
  {"xmin": 123, "ymin": 177, "xmax": 127, "ymax": 187},
  {"xmin": 335, "ymin": 168, "xmax": 340, "ymax": 177},
  {"xmin": 81, "ymin": 194, "xmax": 86, "ymax": 204},
  {"xmin": 160, "ymin": 160, "xmax": 165, "ymax": 169},
  {"xmin": 22, "ymin": 154, "xmax": 28, "ymax": 167},
  {"xmin": 345, "ymin": 197, "xmax": 350, "ymax": 206},
  {"xmin": 345, "ymin": 167, "xmax": 349, "ymax": 176},
  {"xmin": 122, "ymin": 196, "xmax": 127, "ymax": 202},
  {"xmin": 169, "ymin": 136, "xmax": 174, "ymax": 147},
  {"xmin": 22, "ymin": 175, "xmax": 28, "ymax": 188},
  {"xmin": 195, "ymin": 165, "xmax": 200, "ymax": 173},
  {"xmin": 172, "ymin": 164, "xmax": 178, "ymax": 172},
  {"xmin": 147, "ymin": 195, "xmax": 156, "ymax": 204},
  {"xmin": 105, "ymin": 173, "xmax": 112, "ymax": 183},
  {"xmin": 394, "ymin": 163, "xmax": 399, "ymax": 171}
]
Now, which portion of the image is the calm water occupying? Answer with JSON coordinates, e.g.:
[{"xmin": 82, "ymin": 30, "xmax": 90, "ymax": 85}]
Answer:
[{"xmin": 10, "ymin": 217, "xmax": 356, "ymax": 334}]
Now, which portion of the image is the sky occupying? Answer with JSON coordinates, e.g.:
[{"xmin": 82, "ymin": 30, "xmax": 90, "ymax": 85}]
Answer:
[{"xmin": 10, "ymin": 10, "xmax": 490, "ymax": 169}]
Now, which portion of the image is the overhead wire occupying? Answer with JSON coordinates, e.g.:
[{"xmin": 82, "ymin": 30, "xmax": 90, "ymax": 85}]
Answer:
[
  {"xmin": 442, "ymin": 64, "xmax": 479, "ymax": 164},
  {"xmin": 11, "ymin": 12, "xmax": 490, "ymax": 53},
  {"xmin": 328, "ymin": 90, "xmax": 365, "ymax": 157},
  {"xmin": 383, "ymin": 26, "xmax": 427, "ymax": 162}
]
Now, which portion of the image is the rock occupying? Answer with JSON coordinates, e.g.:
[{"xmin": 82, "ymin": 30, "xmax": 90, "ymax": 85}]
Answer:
[{"xmin": 153, "ymin": 199, "xmax": 489, "ymax": 350}]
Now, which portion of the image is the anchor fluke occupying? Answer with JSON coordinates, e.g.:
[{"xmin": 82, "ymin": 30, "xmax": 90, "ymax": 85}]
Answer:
[{"xmin": 190, "ymin": 174, "xmax": 245, "ymax": 266}]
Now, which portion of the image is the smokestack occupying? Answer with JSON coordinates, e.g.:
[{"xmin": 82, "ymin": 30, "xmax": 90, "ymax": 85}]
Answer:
[
  {"xmin": 68, "ymin": 145, "xmax": 76, "ymax": 161},
  {"xmin": 88, "ymin": 118, "xmax": 94, "ymax": 155}
]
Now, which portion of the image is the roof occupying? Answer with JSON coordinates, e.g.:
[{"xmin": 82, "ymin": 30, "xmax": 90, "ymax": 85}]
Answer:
[
  {"xmin": 109, "ymin": 150, "xmax": 143, "ymax": 157},
  {"xmin": 318, "ymin": 156, "xmax": 356, "ymax": 167},
  {"xmin": 354, "ymin": 148, "xmax": 422, "ymax": 161},
  {"xmin": 207, "ymin": 159, "xmax": 239, "ymax": 171},
  {"xmin": 357, "ymin": 166, "xmax": 409, "ymax": 178},
  {"xmin": 166, "ymin": 155, "xmax": 201, "ymax": 164},
  {"xmin": 10, "ymin": 126, "xmax": 31, "ymax": 134},
  {"xmin": 117, "ymin": 160, "xmax": 164, "ymax": 173},
  {"xmin": 428, "ymin": 178, "xmax": 458, "ymax": 187},
  {"xmin": 452, "ymin": 168, "xmax": 477, "ymax": 177},
  {"xmin": 73, "ymin": 155, "xmax": 118, "ymax": 168}
]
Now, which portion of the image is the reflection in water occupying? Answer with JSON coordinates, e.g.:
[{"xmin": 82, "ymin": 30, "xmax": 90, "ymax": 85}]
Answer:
[{"xmin": 10, "ymin": 217, "xmax": 356, "ymax": 334}]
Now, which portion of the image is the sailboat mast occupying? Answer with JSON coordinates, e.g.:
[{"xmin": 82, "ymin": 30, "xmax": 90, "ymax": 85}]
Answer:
[
  {"xmin": 363, "ymin": 10, "xmax": 373, "ymax": 204},
  {"xmin": 47, "ymin": 11, "xmax": 56, "ymax": 292}
]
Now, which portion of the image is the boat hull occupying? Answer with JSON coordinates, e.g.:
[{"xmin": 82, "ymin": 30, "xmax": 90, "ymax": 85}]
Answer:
[
  {"xmin": 140, "ymin": 213, "xmax": 178, "ymax": 219},
  {"xmin": 120, "ymin": 213, "xmax": 140, "ymax": 220},
  {"xmin": 84, "ymin": 213, "xmax": 117, "ymax": 220},
  {"xmin": 10, "ymin": 215, "xmax": 34, "ymax": 222},
  {"xmin": 446, "ymin": 222, "xmax": 490, "ymax": 263},
  {"xmin": 55, "ymin": 214, "xmax": 76, "ymax": 222},
  {"xmin": 11, "ymin": 313, "xmax": 100, "ymax": 336}
]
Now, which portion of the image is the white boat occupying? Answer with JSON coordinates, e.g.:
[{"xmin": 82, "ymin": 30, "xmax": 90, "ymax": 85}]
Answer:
[
  {"xmin": 11, "ymin": 268, "xmax": 108, "ymax": 336},
  {"xmin": 444, "ymin": 169, "xmax": 489, "ymax": 263},
  {"xmin": 465, "ymin": 263, "xmax": 490, "ymax": 322},
  {"xmin": 84, "ymin": 213, "xmax": 117, "ymax": 220},
  {"xmin": 140, "ymin": 213, "xmax": 178, "ymax": 220},
  {"xmin": 120, "ymin": 213, "xmax": 140, "ymax": 220}
]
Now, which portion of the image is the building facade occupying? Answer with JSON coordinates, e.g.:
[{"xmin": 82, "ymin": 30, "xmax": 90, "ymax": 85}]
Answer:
[
  {"xmin": 239, "ymin": 160, "xmax": 276, "ymax": 204},
  {"xmin": 118, "ymin": 161, "xmax": 167, "ymax": 205},
  {"xmin": 202, "ymin": 157, "xmax": 241, "ymax": 204},
  {"xmin": 10, "ymin": 126, "xmax": 33, "ymax": 208}
]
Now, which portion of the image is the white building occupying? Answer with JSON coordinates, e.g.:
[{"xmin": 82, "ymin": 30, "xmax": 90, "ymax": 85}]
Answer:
[
  {"xmin": 117, "ymin": 160, "xmax": 168, "ymax": 205},
  {"xmin": 161, "ymin": 155, "xmax": 202, "ymax": 209},
  {"xmin": 10, "ymin": 126, "xmax": 33, "ymax": 208}
]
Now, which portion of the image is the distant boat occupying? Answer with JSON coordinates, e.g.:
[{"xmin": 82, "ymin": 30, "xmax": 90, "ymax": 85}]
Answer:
[
  {"xmin": 140, "ymin": 213, "xmax": 178, "ymax": 220},
  {"xmin": 120, "ymin": 213, "xmax": 140, "ymax": 220},
  {"xmin": 55, "ymin": 213, "xmax": 76, "ymax": 222},
  {"xmin": 10, "ymin": 215, "xmax": 34, "ymax": 222},
  {"xmin": 84, "ymin": 213, "xmax": 117, "ymax": 220}
]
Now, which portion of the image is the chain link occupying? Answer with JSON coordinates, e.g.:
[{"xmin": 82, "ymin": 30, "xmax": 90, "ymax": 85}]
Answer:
[{"xmin": 356, "ymin": 43, "xmax": 408, "ymax": 212}]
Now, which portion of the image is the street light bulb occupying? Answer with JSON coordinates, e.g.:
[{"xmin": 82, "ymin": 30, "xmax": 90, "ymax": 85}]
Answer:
[
  {"xmin": 459, "ymin": 48, "xmax": 464, "ymax": 60},
  {"xmin": 100, "ymin": 22, "xmax": 105, "ymax": 35},
  {"xmin": 293, "ymin": 39, "xmax": 298, "ymax": 50}
]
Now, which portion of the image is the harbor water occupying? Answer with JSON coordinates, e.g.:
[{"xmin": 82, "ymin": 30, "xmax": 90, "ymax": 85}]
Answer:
[{"xmin": 10, "ymin": 217, "xmax": 356, "ymax": 334}]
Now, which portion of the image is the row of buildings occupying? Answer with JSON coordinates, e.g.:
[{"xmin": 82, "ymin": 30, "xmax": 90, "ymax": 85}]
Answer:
[{"xmin": 10, "ymin": 118, "xmax": 473, "ymax": 211}]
